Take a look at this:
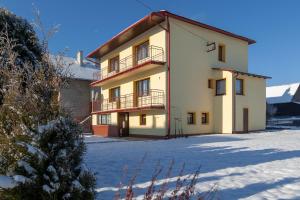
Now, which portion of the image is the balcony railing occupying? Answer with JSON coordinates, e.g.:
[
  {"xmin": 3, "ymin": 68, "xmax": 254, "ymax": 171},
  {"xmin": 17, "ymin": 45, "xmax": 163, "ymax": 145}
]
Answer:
[
  {"xmin": 93, "ymin": 45, "xmax": 165, "ymax": 81},
  {"xmin": 91, "ymin": 89, "xmax": 165, "ymax": 113}
]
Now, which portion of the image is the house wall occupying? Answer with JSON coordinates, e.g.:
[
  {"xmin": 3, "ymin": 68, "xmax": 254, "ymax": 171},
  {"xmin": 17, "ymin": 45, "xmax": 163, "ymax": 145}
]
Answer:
[
  {"xmin": 235, "ymin": 75, "xmax": 266, "ymax": 132},
  {"xmin": 92, "ymin": 24, "xmax": 168, "ymax": 136},
  {"xmin": 169, "ymin": 17, "xmax": 249, "ymax": 135},
  {"xmin": 60, "ymin": 79, "xmax": 91, "ymax": 120}
]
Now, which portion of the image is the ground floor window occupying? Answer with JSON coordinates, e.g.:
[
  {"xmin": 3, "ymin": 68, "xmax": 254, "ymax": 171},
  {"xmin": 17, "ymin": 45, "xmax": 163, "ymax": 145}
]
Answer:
[
  {"xmin": 97, "ymin": 114, "xmax": 111, "ymax": 125},
  {"xmin": 201, "ymin": 112, "xmax": 209, "ymax": 124},
  {"xmin": 187, "ymin": 112, "xmax": 196, "ymax": 125},
  {"xmin": 140, "ymin": 114, "xmax": 146, "ymax": 125}
]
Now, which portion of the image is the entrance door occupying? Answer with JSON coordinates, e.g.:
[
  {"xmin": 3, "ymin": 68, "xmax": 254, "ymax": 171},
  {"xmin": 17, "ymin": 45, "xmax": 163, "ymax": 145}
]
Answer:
[
  {"xmin": 118, "ymin": 112, "xmax": 129, "ymax": 137},
  {"xmin": 243, "ymin": 108, "xmax": 249, "ymax": 133}
]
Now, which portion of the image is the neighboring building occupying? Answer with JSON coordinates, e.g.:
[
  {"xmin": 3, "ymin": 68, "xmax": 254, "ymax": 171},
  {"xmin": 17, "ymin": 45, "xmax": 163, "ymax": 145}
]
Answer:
[
  {"xmin": 87, "ymin": 10, "xmax": 270, "ymax": 137},
  {"xmin": 266, "ymin": 83, "xmax": 300, "ymax": 117},
  {"xmin": 58, "ymin": 51, "xmax": 100, "ymax": 131}
]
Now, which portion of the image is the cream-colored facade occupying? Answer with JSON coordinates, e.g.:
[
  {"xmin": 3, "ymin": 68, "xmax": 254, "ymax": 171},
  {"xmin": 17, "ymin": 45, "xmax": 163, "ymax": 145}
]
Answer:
[{"xmin": 88, "ymin": 11, "xmax": 268, "ymax": 137}]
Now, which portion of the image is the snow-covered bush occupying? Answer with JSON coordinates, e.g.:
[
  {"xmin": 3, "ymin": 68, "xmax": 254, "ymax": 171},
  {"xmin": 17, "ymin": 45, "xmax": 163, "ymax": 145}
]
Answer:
[{"xmin": 0, "ymin": 8, "xmax": 95, "ymax": 199}]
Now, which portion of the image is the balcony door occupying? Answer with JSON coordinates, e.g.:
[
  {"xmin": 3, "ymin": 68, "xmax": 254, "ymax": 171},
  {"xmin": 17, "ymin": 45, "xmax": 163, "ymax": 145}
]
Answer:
[
  {"xmin": 135, "ymin": 41, "xmax": 149, "ymax": 64},
  {"xmin": 108, "ymin": 56, "xmax": 119, "ymax": 73},
  {"xmin": 135, "ymin": 78, "xmax": 150, "ymax": 107},
  {"xmin": 109, "ymin": 87, "xmax": 120, "ymax": 109}
]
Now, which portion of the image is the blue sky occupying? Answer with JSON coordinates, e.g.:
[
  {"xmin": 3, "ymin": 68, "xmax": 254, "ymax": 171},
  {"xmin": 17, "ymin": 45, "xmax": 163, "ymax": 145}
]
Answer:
[{"xmin": 1, "ymin": 0, "xmax": 300, "ymax": 86}]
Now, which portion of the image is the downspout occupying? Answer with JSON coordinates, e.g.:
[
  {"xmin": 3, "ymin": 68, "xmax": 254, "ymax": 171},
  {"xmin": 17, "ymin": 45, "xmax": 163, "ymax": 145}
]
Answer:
[
  {"xmin": 166, "ymin": 15, "xmax": 171, "ymax": 138},
  {"xmin": 232, "ymin": 72, "xmax": 238, "ymax": 133}
]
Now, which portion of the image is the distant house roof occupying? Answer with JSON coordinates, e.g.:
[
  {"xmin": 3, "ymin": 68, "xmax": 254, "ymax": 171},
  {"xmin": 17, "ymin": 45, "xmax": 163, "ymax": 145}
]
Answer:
[
  {"xmin": 58, "ymin": 56, "xmax": 99, "ymax": 81},
  {"xmin": 87, "ymin": 10, "xmax": 256, "ymax": 59},
  {"xmin": 266, "ymin": 83, "xmax": 300, "ymax": 104}
]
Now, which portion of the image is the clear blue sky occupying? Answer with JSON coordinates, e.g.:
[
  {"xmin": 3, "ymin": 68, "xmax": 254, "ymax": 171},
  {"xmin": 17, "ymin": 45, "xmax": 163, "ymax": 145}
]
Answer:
[{"xmin": 1, "ymin": 0, "xmax": 299, "ymax": 86}]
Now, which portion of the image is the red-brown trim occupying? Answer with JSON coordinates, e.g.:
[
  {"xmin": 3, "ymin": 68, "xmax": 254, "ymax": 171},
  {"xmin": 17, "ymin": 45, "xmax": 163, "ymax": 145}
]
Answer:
[
  {"xmin": 87, "ymin": 10, "xmax": 255, "ymax": 59},
  {"xmin": 90, "ymin": 60, "xmax": 165, "ymax": 86},
  {"xmin": 166, "ymin": 15, "xmax": 171, "ymax": 138},
  {"xmin": 91, "ymin": 105, "xmax": 165, "ymax": 115}
]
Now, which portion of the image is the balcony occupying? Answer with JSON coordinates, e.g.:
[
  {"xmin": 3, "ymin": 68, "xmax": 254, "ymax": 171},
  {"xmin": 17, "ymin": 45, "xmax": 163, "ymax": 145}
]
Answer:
[
  {"xmin": 91, "ymin": 45, "xmax": 165, "ymax": 86},
  {"xmin": 91, "ymin": 89, "xmax": 165, "ymax": 113}
]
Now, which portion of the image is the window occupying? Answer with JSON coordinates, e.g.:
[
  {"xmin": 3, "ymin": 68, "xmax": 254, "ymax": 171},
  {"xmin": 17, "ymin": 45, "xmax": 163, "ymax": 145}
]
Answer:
[
  {"xmin": 236, "ymin": 79, "xmax": 244, "ymax": 95},
  {"xmin": 136, "ymin": 78, "xmax": 150, "ymax": 97},
  {"xmin": 109, "ymin": 87, "xmax": 120, "ymax": 102},
  {"xmin": 140, "ymin": 114, "xmax": 146, "ymax": 125},
  {"xmin": 136, "ymin": 41, "xmax": 149, "ymax": 62},
  {"xmin": 97, "ymin": 114, "xmax": 111, "ymax": 125},
  {"xmin": 108, "ymin": 56, "xmax": 119, "ymax": 73},
  {"xmin": 187, "ymin": 112, "xmax": 196, "ymax": 125},
  {"xmin": 216, "ymin": 79, "xmax": 226, "ymax": 95},
  {"xmin": 208, "ymin": 79, "xmax": 214, "ymax": 89},
  {"xmin": 218, "ymin": 44, "xmax": 225, "ymax": 62},
  {"xmin": 201, "ymin": 113, "xmax": 209, "ymax": 124}
]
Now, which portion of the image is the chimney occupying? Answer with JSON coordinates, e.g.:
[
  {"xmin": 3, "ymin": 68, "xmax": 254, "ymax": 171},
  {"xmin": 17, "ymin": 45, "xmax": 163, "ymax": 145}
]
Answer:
[{"xmin": 76, "ymin": 50, "xmax": 84, "ymax": 66}]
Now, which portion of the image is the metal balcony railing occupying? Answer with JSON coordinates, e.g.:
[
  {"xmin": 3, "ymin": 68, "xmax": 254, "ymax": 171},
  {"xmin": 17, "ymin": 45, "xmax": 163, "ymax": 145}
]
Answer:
[
  {"xmin": 93, "ymin": 45, "xmax": 165, "ymax": 81},
  {"xmin": 91, "ymin": 89, "xmax": 165, "ymax": 112}
]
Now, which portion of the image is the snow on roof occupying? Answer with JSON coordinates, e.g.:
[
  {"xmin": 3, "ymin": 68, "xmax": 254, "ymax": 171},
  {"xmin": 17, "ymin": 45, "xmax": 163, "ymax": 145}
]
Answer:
[
  {"xmin": 266, "ymin": 83, "xmax": 300, "ymax": 104},
  {"xmin": 56, "ymin": 56, "xmax": 100, "ymax": 81}
]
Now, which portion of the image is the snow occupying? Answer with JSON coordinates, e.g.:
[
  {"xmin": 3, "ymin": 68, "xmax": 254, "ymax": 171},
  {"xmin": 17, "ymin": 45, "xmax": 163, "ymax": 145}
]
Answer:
[
  {"xmin": 266, "ymin": 83, "xmax": 300, "ymax": 104},
  {"xmin": 0, "ymin": 175, "xmax": 17, "ymax": 189},
  {"xmin": 85, "ymin": 130, "xmax": 300, "ymax": 199},
  {"xmin": 56, "ymin": 56, "xmax": 99, "ymax": 81},
  {"xmin": 18, "ymin": 160, "xmax": 36, "ymax": 175}
]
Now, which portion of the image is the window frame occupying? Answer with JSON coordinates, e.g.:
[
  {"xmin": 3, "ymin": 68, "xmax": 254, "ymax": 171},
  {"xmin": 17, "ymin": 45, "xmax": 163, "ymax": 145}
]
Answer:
[
  {"xmin": 108, "ymin": 55, "xmax": 119, "ymax": 73},
  {"xmin": 201, "ymin": 112, "xmax": 209, "ymax": 125},
  {"xmin": 216, "ymin": 79, "xmax": 226, "ymax": 96},
  {"xmin": 236, "ymin": 78, "xmax": 244, "ymax": 95},
  {"xmin": 135, "ymin": 40, "xmax": 150, "ymax": 62},
  {"xmin": 187, "ymin": 112, "xmax": 196, "ymax": 125},
  {"xmin": 208, "ymin": 79, "xmax": 214, "ymax": 89},
  {"xmin": 136, "ymin": 78, "xmax": 150, "ymax": 97},
  {"xmin": 109, "ymin": 87, "xmax": 120, "ymax": 102},
  {"xmin": 140, "ymin": 114, "xmax": 146, "ymax": 125},
  {"xmin": 218, "ymin": 44, "xmax": 226, "ymax": 62},
  {"xmin": 97, "ymin": 114, "xmax": 111, "ymax": 125}
]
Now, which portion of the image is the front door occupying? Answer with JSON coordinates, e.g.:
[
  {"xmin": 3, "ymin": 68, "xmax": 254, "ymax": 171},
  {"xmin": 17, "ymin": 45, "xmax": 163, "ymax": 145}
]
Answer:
[
  {"xmin": 243, "ymin": 108, "xmax": 249, "ymax": 133},
  {"xmin": 118, "ymin": 112, "xmax": 129, "ymax": 137}
]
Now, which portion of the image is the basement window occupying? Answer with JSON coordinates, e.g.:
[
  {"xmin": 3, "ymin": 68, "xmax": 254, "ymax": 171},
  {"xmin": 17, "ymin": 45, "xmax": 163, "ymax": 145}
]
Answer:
[
  {"xmin": 218, "ymin": 44, "xmax": 226, "ymax": 62},
  {"xmin": 187, "ymin": 112, "xmax": 196, "ymax": 125},
  {"xmin": 201, "ymin": 113, "xmax": 209, "ymax": 124}
]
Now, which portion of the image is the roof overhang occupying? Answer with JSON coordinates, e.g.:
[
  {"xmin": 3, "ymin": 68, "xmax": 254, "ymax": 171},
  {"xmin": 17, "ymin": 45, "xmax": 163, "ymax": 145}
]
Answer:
[
  {"xmin": 212, "ymin": 67, "xmax": 271, "ymax": 79},
  {"xmin": 87, "ymin": 10, "xmax": 256, "ymax": 59}
]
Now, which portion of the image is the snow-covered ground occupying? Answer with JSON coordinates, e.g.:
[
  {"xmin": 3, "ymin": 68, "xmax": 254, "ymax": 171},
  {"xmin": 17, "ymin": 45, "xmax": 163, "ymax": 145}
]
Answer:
[{"xmin": 85, "ymin": 130, "xmax": 300, "ymax": 199}]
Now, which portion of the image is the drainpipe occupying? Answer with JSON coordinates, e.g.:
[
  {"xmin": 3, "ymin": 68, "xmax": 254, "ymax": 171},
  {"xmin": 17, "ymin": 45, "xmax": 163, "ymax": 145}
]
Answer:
[
  {"xmin": 166, "ymin": 15, "xmax": 171, "ymax": 138},
  {"xmin": 232, "ymin": 72, "xmax": 238, "ymax": 133}
]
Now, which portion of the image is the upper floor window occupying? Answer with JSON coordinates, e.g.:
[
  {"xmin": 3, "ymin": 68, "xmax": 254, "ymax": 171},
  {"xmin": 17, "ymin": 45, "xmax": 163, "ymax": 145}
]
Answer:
[
  {"xmin": 136, "ymin": 78, "xmax": 150, "ymax": 97},
  {"xmin": 216, "ymin": 79, "xmax": 226, "ymax": 95},
  {"xmin": 108, "ymin": 55, "xmax": 119, "ymax": 73},
  {"xmin": 236, "ymin": 78, "xmax": 244, "ymax": 95},
  {"xmin": 109, "ymin": 87, "xmax": 120, "ymax": 102},
  {"xmin": 218, "ymin": 44, "xmax": 226, "ymax": 62},
  {"xmin": 136, "ymin": 41, "xmax": 149, "ymax": 62}
]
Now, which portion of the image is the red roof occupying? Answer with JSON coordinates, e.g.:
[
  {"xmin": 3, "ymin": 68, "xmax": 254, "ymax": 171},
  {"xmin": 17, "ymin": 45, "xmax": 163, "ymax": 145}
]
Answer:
[{"xmin": 87, "ymin": 10, "xmax": 256, "ymax": 58}]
